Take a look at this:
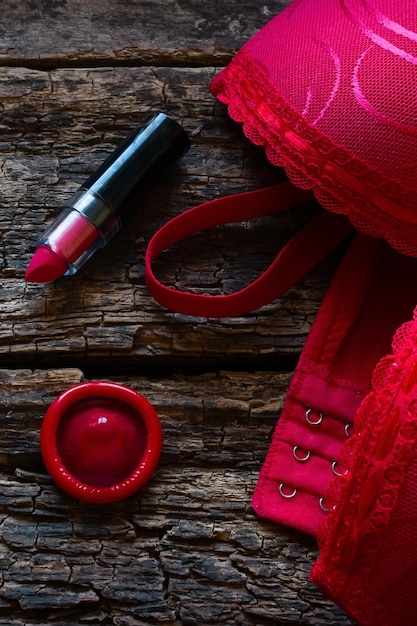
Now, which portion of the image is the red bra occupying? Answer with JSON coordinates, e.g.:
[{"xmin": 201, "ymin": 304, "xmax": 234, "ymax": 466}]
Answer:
[{"xmin": 145, "ymin": 1, "xmax": 417, "ymax": 624}]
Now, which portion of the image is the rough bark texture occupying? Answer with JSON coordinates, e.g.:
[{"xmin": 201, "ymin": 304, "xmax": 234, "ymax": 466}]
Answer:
[{"xmin": 0, "ymin": 1, "xmax": 354, "ymax": 624}]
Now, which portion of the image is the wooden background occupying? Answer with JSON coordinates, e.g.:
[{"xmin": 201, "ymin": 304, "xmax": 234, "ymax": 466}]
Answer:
[{"xmin": 0, "ymin": 1, "xmax": 353, "ymax": 624}]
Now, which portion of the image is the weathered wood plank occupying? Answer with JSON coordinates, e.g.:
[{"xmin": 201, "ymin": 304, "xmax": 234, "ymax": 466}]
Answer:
[
  {"xmin": 0, "ymin": 467, "xmax": 353, "ymax": 625},
  {"xmin": 0, "ymin": 0, "xmax": 290, "ymax": 67},
  {"xmin": 0, "ymin": 367, "xmax": 290, "ymax": 463},
  {"xmin": 0, "ymin": 65, "xmax": 336, "ymax": 369},
  {"xmin": 0, "ymin": 368, "xmax": 353, "ymax": 625}
]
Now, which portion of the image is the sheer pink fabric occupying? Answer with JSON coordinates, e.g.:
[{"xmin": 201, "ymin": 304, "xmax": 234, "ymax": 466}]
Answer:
[
  {"xmin": 311, "ymin": 308, "xmax": 417, "ymax": 626},
  {"xmin": 211, "ymin": 0, "xmax": 417, "ymax": 257}
]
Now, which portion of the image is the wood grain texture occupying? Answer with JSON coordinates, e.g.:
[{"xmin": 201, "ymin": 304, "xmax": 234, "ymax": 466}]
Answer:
[
  {"xmin": 0, "ymin": 0, "xmax": 290, "ymax": 67},
  {"xmin": 0, "ymin": 369, "xmax": 352, "ymax": 625},
  {"xmin": 0, "ymin": 1, "xmax": 354, "ymax": 624},
  {"xmin": 0, "ymin": 64, "xmax": 335, "ymax": 370}
]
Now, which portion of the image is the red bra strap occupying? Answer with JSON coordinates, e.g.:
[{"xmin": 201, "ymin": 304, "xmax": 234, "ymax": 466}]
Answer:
[{"xmin": 145, "ymin": 182, "xmax": 353, "ymax": 317}]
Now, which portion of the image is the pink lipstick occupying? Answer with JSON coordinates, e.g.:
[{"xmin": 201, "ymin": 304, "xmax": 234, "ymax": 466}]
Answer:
[{"xmin": 25, "ymin": 112, "xmax": 189, "ymax": 283}]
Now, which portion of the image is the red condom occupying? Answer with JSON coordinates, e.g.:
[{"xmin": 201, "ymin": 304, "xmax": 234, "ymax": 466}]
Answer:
[{"xmin": 40, "ymin": 382, "xmax": 163, "ymax": 504}]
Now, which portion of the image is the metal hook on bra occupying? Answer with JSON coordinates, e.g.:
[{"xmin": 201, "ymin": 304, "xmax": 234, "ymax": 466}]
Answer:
[
  {"xmin": 332, "ymin": 460, "xmax": 342, "ymax": 476},
  {"xmin": 319, "ymin": 497, "xmax": 329, "ymax": 512},
  {"xmin": 278, "ymin": 483, "xmax": 297, "ymax": 499},
  {"xmin": 293, "ymin": 445, "xmax": 311, "ymax": 462},
  {"xmin": 305, "ymin": 407, "xmax": 323, "ymax": 426},
  {"xmin": 345, "ymin": 422, "xmax": 353, "ymax": 438}
]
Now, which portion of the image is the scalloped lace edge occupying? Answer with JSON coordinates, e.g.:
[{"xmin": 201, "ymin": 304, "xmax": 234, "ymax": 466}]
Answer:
[{"xmin": 210, "ymin": 53, "xmax": 417, "ymax": 258}]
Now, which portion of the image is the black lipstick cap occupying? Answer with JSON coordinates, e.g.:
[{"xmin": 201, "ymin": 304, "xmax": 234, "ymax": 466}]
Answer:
[{"xmin": 84, "ymin": 111, "xmax": 190, "ymax": 220}]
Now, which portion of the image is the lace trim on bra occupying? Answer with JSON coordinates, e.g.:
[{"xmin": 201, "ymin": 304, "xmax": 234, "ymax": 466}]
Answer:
[
  {"xmin": 311, "ymin": 306, "xmax": 417, "ymax": 622},
  {"xmin": 210, "ymin": 53, "xmax": 417, "ymax": 258}
]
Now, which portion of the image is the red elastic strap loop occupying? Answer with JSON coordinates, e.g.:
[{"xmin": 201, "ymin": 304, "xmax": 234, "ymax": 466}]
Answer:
[{"xmin": 145, "ymin": 182, "xmax": 353, "ymax": 317}]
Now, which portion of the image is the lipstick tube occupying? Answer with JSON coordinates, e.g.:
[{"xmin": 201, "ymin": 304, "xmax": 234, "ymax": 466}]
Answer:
[{"xmin": 25, "ymin": 111, "xmax": 190, "ymax": 282}]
